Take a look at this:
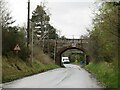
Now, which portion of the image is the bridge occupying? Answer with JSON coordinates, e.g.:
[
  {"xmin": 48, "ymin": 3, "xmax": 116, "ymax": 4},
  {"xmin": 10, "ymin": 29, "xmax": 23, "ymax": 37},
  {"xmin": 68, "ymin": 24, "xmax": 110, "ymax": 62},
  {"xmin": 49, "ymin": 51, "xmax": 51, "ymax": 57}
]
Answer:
[{"xmin": 47, "ymin": 38, "xmax": 89, "ymax": 66}]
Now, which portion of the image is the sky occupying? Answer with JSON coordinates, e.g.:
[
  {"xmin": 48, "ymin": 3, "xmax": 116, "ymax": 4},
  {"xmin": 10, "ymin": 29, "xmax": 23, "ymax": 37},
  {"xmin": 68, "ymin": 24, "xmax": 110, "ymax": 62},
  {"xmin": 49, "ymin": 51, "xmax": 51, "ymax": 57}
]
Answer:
[{"xmin": 5, "ymin": 0, "xmax": 96, "ymax": 39}]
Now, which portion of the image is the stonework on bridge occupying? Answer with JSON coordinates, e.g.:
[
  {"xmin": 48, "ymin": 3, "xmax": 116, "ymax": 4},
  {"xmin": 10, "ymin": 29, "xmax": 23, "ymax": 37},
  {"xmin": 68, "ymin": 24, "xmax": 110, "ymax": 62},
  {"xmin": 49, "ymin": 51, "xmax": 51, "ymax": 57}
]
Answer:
[
  {"xmin": 40, "ymin": 38, "xmax": 88, "ymax": 66},
  {"xmin": 55, "ymin": 39, "xmax": 88, "ymax": 52},
  {"xmin": 54, "ymin": 39, "xmax": 88, "ymax": 66}
]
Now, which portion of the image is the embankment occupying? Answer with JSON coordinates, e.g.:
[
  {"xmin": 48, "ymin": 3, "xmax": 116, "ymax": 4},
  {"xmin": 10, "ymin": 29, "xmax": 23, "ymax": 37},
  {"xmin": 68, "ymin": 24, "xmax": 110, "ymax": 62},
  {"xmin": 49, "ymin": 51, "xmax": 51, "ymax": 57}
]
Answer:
[
  {"xmin": 2, "ymin": 52, "xmax": 59, "ymax": 83},
  {"xmin": 84, "ymin": 61, "xmax": 118, "ymax": 88}
]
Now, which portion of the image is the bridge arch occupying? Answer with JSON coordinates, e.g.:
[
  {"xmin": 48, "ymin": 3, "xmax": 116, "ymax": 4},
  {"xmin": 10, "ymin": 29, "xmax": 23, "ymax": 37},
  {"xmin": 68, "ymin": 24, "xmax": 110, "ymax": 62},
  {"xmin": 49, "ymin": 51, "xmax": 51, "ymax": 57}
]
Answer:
[{"xmin": 55, "ymin": 45, "xmax": 86, "ymax": 66}]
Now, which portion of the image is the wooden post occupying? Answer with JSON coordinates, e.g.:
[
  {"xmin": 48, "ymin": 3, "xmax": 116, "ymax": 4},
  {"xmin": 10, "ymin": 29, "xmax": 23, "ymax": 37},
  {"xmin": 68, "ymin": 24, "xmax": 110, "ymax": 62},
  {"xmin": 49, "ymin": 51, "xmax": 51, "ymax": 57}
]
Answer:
[{"xmin": 27, "ymin": 0, "xmax": 30, "ymax": 48}]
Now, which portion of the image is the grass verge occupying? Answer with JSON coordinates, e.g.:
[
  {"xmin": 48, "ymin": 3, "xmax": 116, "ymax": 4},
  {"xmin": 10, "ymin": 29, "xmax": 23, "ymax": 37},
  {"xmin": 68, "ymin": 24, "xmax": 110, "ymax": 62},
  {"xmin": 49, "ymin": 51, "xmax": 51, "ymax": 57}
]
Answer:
[
  {"xmin": 2, "ymin": 57, "xmax": 59, "ymax": 83},
  {"xmin": 84, "ymin": 61, "xmax": 118, "ymax": 88}
]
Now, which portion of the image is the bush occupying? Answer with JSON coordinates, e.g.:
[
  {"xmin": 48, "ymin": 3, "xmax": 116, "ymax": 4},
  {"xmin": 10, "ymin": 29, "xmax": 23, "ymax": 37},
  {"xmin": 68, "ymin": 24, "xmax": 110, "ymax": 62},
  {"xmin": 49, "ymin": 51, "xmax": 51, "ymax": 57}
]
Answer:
[
  {"xmin": 19, "ymin": 46, "xmax": 31, "ymax": 61},
  {"xmin": 85, "ymin": 61, "xmax": 118, "ymax": 88}
]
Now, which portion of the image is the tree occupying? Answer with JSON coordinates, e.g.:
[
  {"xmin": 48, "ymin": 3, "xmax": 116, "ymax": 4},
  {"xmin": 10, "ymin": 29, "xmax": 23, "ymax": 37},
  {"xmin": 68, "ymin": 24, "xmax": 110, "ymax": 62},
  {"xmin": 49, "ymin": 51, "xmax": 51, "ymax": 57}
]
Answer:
[
  {"xmin": 60, "ymin": 36, "xmax": 67, "ymax": 40},
  {"xmin": 87, "ymin": 2, "xmax": 118, "ymax": 64},
  {"xmin": 31, "ymin": 3, "xmax": 59, "ymax": 58},
  {"xmin": 48, "ymin": 25, "xmax": 58, "ymax": 39},
  {"xmin": 31, "ymin": 4, "xmax": 50, "ymax": 40},
  {"xmin": 0, "ymin": 0, "xmax": 15, "ymax": 29},
  {"xmin": 1, "ymin": 0, "xmax": 30, "ymax": 60},
  {"xmin": 1, "ymin": 0, "xmax": 17, "ymax": 57},
  {"xmin": 2, "ymin": 26, "xmax": 31, "ymax": 60}
]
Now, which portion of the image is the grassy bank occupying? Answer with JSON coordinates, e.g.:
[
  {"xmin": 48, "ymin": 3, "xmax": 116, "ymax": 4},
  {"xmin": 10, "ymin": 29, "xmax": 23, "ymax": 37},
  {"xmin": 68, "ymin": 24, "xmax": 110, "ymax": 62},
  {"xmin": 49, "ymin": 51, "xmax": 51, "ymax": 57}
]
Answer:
[
  {"xmin": 71, "ymin": 61, "xmax": 86, "ymax": 68},
  {"xmin": 71, "ymin": 62, "xmax": 80, "ymax": 65},
  {"xmin": 0, "ymin": 57, "xmax": 2, "ymax": 83},
  {"xmin": 2, "ymin": 56, "xmax": 59, "ymax": 83},
  {"xmin": 84, "ymin": 61, "xmax": 118, "ymax": 88}
]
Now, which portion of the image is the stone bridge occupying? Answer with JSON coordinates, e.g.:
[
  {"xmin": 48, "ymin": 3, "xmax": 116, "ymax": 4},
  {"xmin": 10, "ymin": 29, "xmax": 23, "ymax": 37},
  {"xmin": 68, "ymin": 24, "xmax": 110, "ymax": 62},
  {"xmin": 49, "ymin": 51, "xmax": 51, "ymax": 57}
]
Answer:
[{"xmin": 49, "ymin": 39, "xmax": 88, "ymax": 66}]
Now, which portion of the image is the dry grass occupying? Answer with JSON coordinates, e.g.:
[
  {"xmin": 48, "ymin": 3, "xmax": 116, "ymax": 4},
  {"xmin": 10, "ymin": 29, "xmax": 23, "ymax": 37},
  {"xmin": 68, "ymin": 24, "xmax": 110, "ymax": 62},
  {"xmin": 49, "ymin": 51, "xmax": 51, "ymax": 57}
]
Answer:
[
  {"xmin": 33, "ymin": 47, "xmax": 53, "ymax": 64},
  {"xmin": 2, "ymin": 48, "xmax": 59, "ymax": 83},
  {"xmin": 0, "ymin": 56, "xmax": 2, "ymax": 83}
]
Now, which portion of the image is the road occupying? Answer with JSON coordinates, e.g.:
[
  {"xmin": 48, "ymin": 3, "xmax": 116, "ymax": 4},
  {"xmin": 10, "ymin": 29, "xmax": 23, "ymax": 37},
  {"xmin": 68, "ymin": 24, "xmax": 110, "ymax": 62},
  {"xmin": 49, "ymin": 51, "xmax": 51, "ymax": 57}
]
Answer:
[{"xmin": 2, "ymin": 64, "xmax": 103, "ymax": 88}]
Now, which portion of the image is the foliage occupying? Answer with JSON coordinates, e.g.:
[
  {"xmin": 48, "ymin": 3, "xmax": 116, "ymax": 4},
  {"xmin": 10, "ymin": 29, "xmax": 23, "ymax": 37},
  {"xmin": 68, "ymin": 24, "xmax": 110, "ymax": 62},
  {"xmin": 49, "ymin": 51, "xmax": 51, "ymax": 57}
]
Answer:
[
  {"xmin": 2, "ymin": 26, "xmax": 30, "ymax": 60},
  {"xmin": 31, "ymin": 3, "xmax": 58, "ymax": 58},
  {"xmin": 31, "ymin": 5, "xmax": 50, "ymax": 38},
  {"xmin": 85, "ymin": 61, "xmax": 118, "ymax": 88},
  {"xmin": 2, "ymin": 56, "xmax": 59, "ymax": 83},
  {"xmin": 87, "ymin": 2, "xmax": 118, "ymax": 64},
  {"xmin": 84, "ymin": 2, "xmax": 119, "ymax": 88},
  {"xmin": 31, "ymin": 4, "xmax": 58, "ymax": 41},
  {"xmin": 48, "ymin": 25, "xmax": 58, "ymax": 39},
  {"xmin": 0, "ymin": 0, "xmax": 15, "ymax": 28},
  {"xmin": 1, "ymin": 0, "xmax": 30, "ymax": 60},
  {"xmin": 33, "ymin": 46, "xmax": 53, "ymax": 64},
  {"xmin": 19, "ymin": 45, "xmax": 31, "ymax": 60},
  {"xmin": 2, "ymin": 0, "xmax": 59, "ymax": 83},
  {"xmin": 60, "ymin": 36, "xmax": 67, "ymax": 40}
]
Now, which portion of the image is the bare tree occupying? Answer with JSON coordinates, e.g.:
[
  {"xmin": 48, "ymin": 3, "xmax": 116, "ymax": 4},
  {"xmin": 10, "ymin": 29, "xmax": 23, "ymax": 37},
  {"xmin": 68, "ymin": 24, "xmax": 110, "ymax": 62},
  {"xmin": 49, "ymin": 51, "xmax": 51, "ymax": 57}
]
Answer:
[{"xmin": 0, "ymin": 0, "xmax": 15, "ymax": 29}]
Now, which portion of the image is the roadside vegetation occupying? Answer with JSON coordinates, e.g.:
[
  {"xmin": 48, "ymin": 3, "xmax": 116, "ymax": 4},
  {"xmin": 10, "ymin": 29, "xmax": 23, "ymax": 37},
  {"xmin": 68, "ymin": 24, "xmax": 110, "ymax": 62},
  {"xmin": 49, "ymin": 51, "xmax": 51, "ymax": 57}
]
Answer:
[
  {"xmin": 2, "ymin": 51, "xmax": 59, "ymax": 83},
  {"xmin": 85, "ymin": 61, "xmax": 118, "ymax": 88},
  {"xmin": 71, "ymin": 59, "xmax": 118, "ymax": 88},
  {"xmin": 83, "ymin": 2, "xmax": 119, "ymax": 88},
  {"xmin": 69, "ymin": 2, "xmax": 119, "ymax": 89},
  {"xmin": 1, "ymin": 0, "xmax": 59, "ymax": 83},
  {"xmin": 0, "ymin": 50, "xmax": 1, "ymax": 83},
  {"xmin": 1, "ymin": 0, "xmax": 120, "ymax": 88}
]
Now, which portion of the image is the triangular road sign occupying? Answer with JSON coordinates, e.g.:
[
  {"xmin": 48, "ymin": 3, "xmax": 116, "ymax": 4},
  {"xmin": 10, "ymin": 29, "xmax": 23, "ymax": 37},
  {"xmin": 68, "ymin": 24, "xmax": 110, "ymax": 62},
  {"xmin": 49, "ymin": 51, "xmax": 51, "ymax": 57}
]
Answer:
[{"xmin": 14, "ymin": 44, "xmax": 21, "ymax": 51}]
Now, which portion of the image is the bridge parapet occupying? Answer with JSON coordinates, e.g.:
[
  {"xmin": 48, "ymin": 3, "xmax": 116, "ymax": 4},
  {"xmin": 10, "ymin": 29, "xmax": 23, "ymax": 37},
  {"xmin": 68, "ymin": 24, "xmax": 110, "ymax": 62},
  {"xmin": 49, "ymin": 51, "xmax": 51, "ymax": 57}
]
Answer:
[
  {"xmin": 40, "ymin": 38, "xmax": 88, "ymax": 66},
  {"xmin": 56, "ymin": 39, "xmax": 87, "ymax": 52},
  {"xmin": 57, "ymin": 39, "xmax": 88, "ymax": 43},
  {"xmin": 41, "ymin": 38, "xmax": 88, "ymax": 54}
]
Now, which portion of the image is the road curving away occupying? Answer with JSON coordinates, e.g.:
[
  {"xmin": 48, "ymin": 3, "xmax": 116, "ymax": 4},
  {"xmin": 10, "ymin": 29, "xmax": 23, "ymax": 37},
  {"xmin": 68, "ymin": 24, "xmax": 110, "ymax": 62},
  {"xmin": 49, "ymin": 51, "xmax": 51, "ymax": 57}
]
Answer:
[{"xmin": 2, "ymin": 64, "xmax": 103, "ymax": 88}]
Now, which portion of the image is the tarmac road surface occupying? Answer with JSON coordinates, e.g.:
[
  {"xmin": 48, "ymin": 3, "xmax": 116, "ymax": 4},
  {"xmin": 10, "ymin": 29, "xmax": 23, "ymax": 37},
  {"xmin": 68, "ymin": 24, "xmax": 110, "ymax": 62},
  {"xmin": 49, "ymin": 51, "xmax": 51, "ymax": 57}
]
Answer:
[{"xmin": 2, "ymin": 64, "xmax": 103, "ymax": 88}]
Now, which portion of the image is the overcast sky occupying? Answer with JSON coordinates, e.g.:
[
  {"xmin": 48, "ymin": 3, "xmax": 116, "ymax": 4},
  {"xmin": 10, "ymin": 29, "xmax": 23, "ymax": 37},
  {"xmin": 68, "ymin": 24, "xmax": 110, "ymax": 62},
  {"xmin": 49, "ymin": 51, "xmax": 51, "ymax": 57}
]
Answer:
[{"xmin": 5, "ymin": 0, "xmax": 95, "ymax": 38}]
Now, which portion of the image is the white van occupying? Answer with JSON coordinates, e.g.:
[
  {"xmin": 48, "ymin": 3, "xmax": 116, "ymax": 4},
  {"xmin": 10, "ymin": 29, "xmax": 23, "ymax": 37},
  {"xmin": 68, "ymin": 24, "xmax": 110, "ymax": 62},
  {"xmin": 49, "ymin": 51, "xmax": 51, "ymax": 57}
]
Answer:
[{"xmin": 62, "ymin": 57, "xmax": 70, "ymax": 64}]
